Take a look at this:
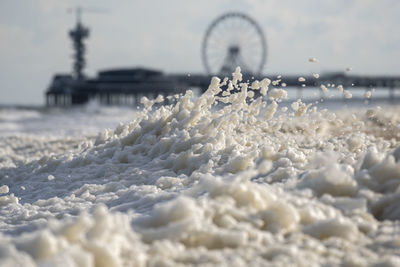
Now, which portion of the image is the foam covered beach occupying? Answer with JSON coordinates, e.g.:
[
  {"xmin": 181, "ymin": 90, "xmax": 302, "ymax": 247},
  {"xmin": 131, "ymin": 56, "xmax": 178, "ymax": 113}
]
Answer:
[{"xmin": 1, "ymin": 69, "xmax": 400, "ymax": 266}]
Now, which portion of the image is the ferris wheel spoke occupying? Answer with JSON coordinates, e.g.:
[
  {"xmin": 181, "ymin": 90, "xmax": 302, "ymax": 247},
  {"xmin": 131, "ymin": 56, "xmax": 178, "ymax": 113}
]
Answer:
[
  {"xmin": 206, "ymin": 43, "xmax": 226, "ymax": 54},
  {"xmin": 207, "ymin": 51, "xmax": 225, "ymax": 62},
  {"xmin": 207, "ymin": 50, "xmax": 225, "ymax": 63}
]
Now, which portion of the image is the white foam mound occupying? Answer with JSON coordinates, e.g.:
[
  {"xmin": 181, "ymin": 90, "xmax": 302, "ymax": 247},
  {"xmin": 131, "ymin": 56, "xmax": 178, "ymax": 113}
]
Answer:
[{"xmin": 1, "ymin": 68, "xmax": 400, "ymax": 266}]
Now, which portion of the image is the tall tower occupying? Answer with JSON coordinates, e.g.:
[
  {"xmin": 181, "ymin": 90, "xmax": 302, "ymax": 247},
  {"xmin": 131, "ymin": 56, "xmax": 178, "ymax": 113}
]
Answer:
[{"xmin": 69, "ymin": 7, "xmax": 89, "ymax": 80}]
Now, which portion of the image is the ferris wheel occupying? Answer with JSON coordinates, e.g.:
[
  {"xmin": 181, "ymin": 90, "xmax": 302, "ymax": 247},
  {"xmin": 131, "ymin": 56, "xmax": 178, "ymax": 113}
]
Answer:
[{"xmin": 202, "ymin": 12, "xmax": 267, "ymax": 76}]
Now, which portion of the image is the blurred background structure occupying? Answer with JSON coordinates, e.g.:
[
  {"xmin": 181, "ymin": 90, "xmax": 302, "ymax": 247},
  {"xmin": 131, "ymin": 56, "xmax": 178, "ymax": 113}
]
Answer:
[{"xmin": 1, "ymin": 0, "xmax": 400, "ymax": 106}]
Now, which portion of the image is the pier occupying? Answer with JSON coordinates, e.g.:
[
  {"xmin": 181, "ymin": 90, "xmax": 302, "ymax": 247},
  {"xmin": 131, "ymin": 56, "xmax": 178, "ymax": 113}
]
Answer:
[{"xmin": 46, "ymin": 11, "xmax": 400, "ymax": 107}]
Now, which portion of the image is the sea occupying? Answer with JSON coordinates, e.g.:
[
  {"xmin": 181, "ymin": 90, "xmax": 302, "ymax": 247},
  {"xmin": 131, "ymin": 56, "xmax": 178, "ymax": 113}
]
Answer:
[{"xmin": 1, "ymin": 74, "xmax": 400, "ymax": 266}]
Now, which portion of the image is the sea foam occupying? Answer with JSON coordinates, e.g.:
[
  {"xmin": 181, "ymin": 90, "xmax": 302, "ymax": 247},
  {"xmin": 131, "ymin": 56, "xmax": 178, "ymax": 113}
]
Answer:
[{"xmin": 1, "ymin": 67, "xmax": 400, "ymax": 266}]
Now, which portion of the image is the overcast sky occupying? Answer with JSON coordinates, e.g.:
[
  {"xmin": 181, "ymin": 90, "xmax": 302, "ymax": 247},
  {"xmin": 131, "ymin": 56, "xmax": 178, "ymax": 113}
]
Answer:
[{"xmin": 1, "ymin": 0, "xmax": 400, "ymax": 105}]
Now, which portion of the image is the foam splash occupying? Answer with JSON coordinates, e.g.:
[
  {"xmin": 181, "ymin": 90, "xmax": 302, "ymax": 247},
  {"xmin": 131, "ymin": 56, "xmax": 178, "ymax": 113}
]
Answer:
[{"xmin": 1, "ymin": 67, "xmax": 400, "ymax": 266}]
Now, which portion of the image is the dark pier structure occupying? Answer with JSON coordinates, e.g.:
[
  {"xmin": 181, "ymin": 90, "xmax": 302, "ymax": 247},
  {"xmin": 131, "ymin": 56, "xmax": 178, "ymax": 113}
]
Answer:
[
  {"xmin": 46, "ymin": 68, "xmax": 186, "ymax": 106},
  {"xmin": 46, "ymin": 11, "xmax": 400, "ymax": 107}
]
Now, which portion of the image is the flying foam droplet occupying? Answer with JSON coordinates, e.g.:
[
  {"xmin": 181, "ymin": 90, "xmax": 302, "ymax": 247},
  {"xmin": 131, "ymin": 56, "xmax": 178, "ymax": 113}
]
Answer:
[
  {"xmin": 269, "ymin": 88, "xmax": 288, "ymax": 101},
  {"xmin": 344, "ymin": 90, "xmax": 352, "ymax": 99},
  {"xmin": 232, "ymin": 67, "xmax": 243, "ymax": 87},
  {"xmin": 320, "ymin": 85, "xmax": 329, "ymax": 94},
  {"xmin": 0, "ymin": 185, "xmax": 9, "ymax": 194},
  {"xmin": 259, "ymin": 78, "xmax": 271, "ymax": 96},
  {"xmin": 250, "ymin": 80, "xmax": 261, "ymax": 90},
  {"xmin": 272, "ymin": 79, "xmax": 281, "ymax": 86}
]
